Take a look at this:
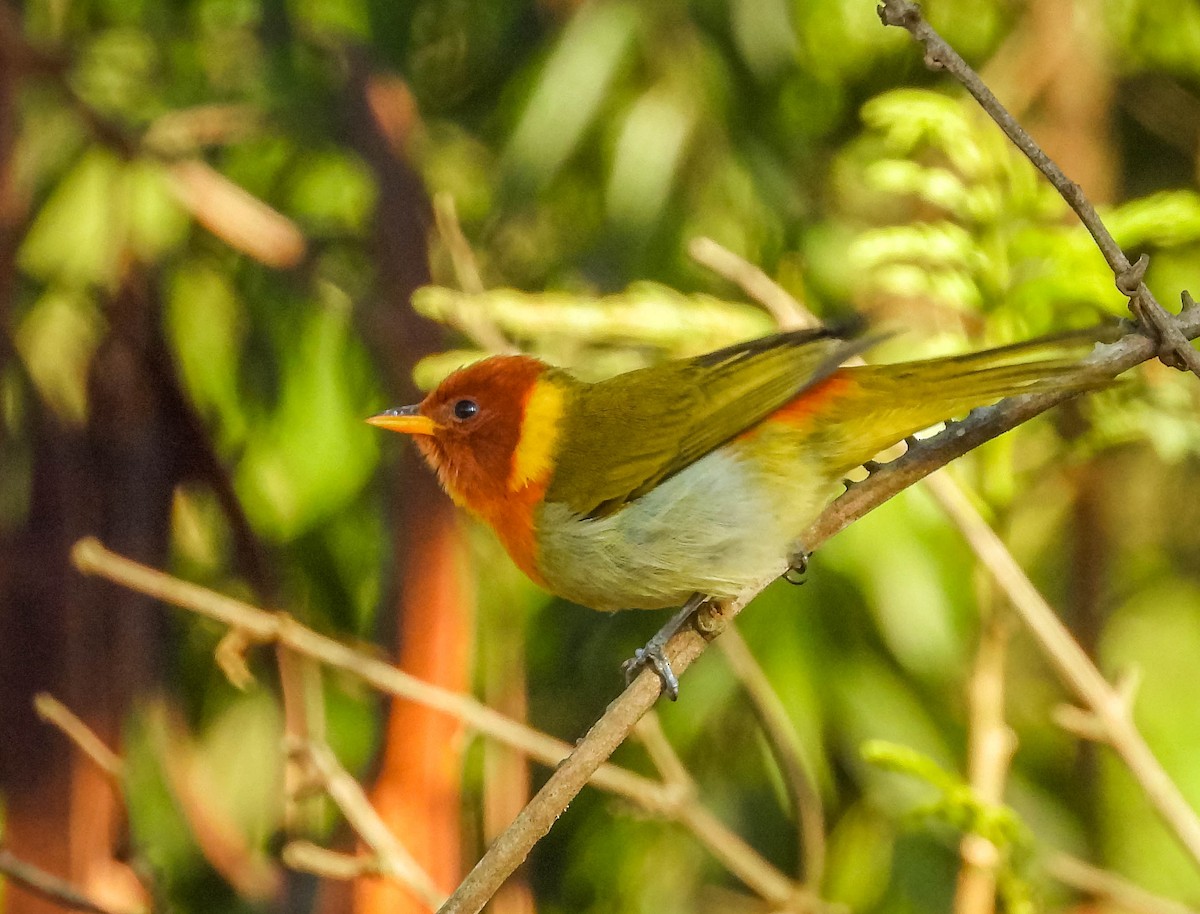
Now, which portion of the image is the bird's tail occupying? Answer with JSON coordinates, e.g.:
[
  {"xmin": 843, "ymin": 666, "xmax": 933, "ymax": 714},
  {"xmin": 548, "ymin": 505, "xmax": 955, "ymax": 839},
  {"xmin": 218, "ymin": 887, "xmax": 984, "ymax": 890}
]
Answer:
[{"xmin": 820, "ymin": 331, "xmax": 1113, "ymax": 474}]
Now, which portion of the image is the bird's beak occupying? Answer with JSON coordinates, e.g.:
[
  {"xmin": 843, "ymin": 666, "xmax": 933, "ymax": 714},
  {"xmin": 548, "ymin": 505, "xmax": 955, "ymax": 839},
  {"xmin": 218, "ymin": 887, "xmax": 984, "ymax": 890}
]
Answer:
[{"xmin": 366, "ymin": 404, "xmax": 438, "ymax": 436}]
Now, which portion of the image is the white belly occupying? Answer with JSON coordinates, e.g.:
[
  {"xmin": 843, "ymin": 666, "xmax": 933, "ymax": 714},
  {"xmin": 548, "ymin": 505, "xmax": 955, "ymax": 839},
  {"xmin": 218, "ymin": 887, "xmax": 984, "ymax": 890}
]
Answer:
[{"xmin": 532, "ymin": 445, "xmax": 836, "ymax": 611}]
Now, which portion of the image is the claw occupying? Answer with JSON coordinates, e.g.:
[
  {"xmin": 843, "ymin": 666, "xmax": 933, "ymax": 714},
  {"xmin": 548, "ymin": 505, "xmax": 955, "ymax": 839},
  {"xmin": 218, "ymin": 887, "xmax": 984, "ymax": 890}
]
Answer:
[
  {"xmin": 784, "ymin": 549, "xmax": 811, "ymax": 585},
  {"xmin": 621, "ymin": 593, "xmax": 706, "ymax": 701},
  {"xmin": 623, "ymin": 646, "xmax": 679, "ymax": 700}
]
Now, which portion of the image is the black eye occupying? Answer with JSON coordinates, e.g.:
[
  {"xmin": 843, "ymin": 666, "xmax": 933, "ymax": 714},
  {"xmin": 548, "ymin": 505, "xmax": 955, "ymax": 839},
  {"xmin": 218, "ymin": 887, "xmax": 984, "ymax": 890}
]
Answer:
[{"xmin": 453, "ymin": 398, "xmax": 479, "ymax": 420}]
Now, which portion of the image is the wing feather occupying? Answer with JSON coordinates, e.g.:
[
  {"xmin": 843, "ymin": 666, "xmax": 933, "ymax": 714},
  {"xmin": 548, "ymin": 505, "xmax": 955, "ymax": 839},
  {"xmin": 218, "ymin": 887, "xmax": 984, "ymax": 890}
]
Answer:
[{"xmin": 545, "ymin": 328, "xmax": 868, "ymax": 518}]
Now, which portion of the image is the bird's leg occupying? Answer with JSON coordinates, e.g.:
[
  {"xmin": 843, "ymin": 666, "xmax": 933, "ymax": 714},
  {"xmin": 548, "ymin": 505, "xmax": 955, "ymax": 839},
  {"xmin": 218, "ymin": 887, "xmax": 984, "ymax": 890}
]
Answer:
[
  {"xmin": 622, "ymin": 592, "xmax": 708, "ymax": 701},
  {"xmin": 783, "ymin": 547, "xmax": 811, "ymax": 585}
]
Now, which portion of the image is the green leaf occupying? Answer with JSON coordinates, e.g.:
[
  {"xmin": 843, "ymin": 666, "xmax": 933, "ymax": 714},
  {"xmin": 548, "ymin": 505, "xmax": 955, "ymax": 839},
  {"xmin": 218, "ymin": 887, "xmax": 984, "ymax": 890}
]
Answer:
[
  {"xmin": 19, "ymin": 147, "xmax": 124, "ymax": 287},
  {"xmin": 234, "ymin": 285, "xmax": 379, "ymax": 541}
]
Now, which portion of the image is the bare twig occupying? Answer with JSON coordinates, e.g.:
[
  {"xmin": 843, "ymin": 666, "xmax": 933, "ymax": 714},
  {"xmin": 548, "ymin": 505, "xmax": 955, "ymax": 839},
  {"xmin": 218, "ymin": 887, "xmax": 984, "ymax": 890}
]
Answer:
[
  {"xmin": 689, "ymin": 239, "xmax": 1200, "ymax": 902},
  {"xmin": 282, "ymin": 842, "xmax": 381, "ymax": 881},
  {"xmin": 295, "ymin": 740, "xmax": 446, "ymax": 910},
  {"xmin": 633, "ymin": 712, "xmax": 691, "ymax": 792},
  {"xmin": 433, "ymin": 193, "xmax": 485, "ymax": 295},
  {"xmin": 687, "ymin": 237, "xmax": 813, "ymax": 331},
  {"xmin": 69, "ymin": 538, "xmax": 661, "ymax": 805},
  {"xmin": 1046, "ymin": 852, "xmax": 1200, "ymax": 914},
  {"xmin": 0, "ymin": 848, "xmax": 137, "ymax": 914},
  {"xmin": 432, "ymin": 194, "xmax": 516, "ymax": 353},
  {"xmin": 167, "ymin": 160, "xmax": 307, "ymax": 269},
  {"xmin": 925, "ymin": 473, "xmax": 1200, "ymax": 866},
  {"xmin": 69, "ymin": 538, "xmax": 805, "ymax": 909},
  {"xmin": 718, "ymin": 626, "xmax": 826, "ymax": 887},
  {"xmin": 952, "ymin": 613, "xmax": 1016, "ymax": 914},
  {"xmin": 70, "ymin": 306, "xmax": 1200, "ymax": 914},
  {"xmin": 436, "ymin": 309, "xmax": 1200, "ymax": 914},
  {"xmin": 877, "ymin": 0, "xmax": 1200, "ymax": 378},
  {"xmin": 629, "ymin": 714, "xmax": 831, "ymax": 912},
  {"xmin": 276, "ymin": 648, "xmax": 325, "ymax": 831},
  {"xmin": 33, "ymin": 692, "xmax": 124, "ymax": 782}
]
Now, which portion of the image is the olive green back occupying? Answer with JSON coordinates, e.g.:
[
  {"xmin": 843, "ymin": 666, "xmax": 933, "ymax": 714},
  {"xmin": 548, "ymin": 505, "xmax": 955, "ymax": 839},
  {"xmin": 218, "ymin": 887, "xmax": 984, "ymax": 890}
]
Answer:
[{"xmin": 545, "ymin": 328, "xmax": 867, "ymax": 518}]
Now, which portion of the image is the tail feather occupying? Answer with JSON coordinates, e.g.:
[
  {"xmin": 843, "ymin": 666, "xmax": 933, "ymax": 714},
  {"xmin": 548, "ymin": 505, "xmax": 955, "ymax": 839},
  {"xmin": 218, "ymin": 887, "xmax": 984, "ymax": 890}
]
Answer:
[{"xmin": 824, "ymin": 340, "xmax": 1109, "ymax": 473}]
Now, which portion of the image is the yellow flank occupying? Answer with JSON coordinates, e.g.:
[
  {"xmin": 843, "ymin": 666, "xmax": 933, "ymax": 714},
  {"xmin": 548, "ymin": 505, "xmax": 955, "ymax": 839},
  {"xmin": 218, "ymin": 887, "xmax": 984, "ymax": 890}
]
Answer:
[{"xmin": 509, "ymin": 377, "xmax": 565, "ymax": 490}]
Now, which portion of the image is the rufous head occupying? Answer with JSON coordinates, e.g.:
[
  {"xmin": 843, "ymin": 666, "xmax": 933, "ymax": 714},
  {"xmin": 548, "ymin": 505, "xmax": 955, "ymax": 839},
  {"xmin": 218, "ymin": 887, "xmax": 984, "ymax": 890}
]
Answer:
[{"xmin": 368, "ymin": 355, "xmax": 559, "ymax": 513}]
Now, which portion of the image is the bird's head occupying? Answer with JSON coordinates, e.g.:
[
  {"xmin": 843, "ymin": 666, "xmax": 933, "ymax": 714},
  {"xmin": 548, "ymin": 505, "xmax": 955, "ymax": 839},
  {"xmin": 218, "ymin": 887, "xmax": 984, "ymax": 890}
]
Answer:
[{"xmin": 368, "ymin": 355, "xmax": 566, "ymax": 515}]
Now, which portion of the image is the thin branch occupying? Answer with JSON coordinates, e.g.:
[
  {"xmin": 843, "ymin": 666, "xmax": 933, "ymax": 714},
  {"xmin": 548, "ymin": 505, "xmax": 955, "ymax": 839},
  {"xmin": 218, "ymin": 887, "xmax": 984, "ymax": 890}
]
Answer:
[
  {"xmin": 294, "ymin": 741, "xmax": 446, "ymax": 910},
  {"xmin": 69, "ymin": 312, "xmax": 1200, "ymax": 914},
  {"xmin": 633, "ymin": 712, "xmax": 692, "ymax": 792},
  {"xmin": 434, "ymin": 310, "xmax": 1200, "ymax": 914},
  {"xmin": 432, "ymin": 194, "xmax": 516, "ymax": 354},
  {"xmin": 433, "ymin": 193, "xmax": 485, "ymax": 295},
  {"xmin": 877, "ymin": 0, "xmax": 1200, "ymax": 378},
  {"xmin": 687, "ymin": 237, "xmax": 814, "ymax": 331},
  {"xmin": 689, "ymin": 237, "xmax": 1200, "ymax": 903},
  {"xmin": 924, "ymin": 472, "xmax": 1200, "ymax": 866},
  {"xmin": 70, "ymin": 537, "xmax": 661, "ymax": 807},
  {"xmin": 33, "ymin": 692, "xmax": 124, "ymax": 782},
  {"xmin": 276, "ymin": 648, "xmax": 325, "ymax": 832},
  {"xmin": 69, "ymin": 538, "xmax": 804, "ymax": 909},
  {"xmin": 0, "ymin": 849, "xmax": 136, "ymax": 914},
  {"xmin": 1045, "ymin": 852, "xmax": 1200, "ymax": 914},
  {"xmin": 952, "ymin": 612, "xmax": 1016, "ymax": 914},
  {"xmin": 282, "ymin": 842, "xmax": 381, "ymax": 881},
  {"xmin": 717, "ymin": 626, "xmax": 826, "ymax": 887}
]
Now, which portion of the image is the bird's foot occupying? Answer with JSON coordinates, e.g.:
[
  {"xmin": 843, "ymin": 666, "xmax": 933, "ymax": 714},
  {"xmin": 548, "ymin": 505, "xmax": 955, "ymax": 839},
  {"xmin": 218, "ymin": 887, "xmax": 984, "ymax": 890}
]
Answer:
[
  {"xmin": 783, "ymin": 548, "xmax": 811, "ymax": 585},
  {"xmin": 622, "ymin": 593, "xmax": 707, "ymax": 701},
  {"xmin": 622, "ymin": 643, "xmax": 679, "ymax": 700}
]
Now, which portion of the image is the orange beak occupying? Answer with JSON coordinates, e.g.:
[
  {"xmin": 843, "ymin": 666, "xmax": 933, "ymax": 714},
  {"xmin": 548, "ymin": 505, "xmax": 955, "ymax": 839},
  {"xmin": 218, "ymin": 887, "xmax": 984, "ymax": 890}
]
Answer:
[{"xmin": 367, "ymin": 404, "xmax": 438, "ymax": 436}]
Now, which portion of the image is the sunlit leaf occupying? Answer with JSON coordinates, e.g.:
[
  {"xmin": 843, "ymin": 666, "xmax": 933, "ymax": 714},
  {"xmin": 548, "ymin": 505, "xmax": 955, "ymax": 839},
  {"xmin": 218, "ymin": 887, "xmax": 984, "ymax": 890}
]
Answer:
[
  {"xmin": 19, "ymin": 147, "xmax": 124, "ymax": 287},
  {"xmin": 15, "ymin": 288, "xmax": 105, "ymax": 424},
  {"xmin": 234, "ymin": 285, "xmax": 379, "ymax": 541}
]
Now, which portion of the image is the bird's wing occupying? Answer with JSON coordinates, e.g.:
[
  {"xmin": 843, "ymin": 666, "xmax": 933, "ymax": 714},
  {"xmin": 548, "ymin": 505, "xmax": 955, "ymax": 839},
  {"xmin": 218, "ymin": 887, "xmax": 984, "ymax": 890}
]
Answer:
[{"xmin": 545, "ymin": 327, "xmax": 870, "ymax": 518}]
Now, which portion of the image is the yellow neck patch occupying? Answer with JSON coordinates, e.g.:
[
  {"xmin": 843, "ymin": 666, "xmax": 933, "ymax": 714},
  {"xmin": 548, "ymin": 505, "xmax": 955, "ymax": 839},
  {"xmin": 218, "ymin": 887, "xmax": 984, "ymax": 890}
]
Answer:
[{"xmin": 510, "ymin": 377, "xmax": 565, "ymax": 491}]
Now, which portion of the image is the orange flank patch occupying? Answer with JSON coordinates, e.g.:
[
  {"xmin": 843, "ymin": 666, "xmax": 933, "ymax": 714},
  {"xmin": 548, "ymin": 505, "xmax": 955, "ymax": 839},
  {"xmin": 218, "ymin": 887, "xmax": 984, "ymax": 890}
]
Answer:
[{"xmin": 738, "ymin": 371, "xmax": 856, "ymax": 439}]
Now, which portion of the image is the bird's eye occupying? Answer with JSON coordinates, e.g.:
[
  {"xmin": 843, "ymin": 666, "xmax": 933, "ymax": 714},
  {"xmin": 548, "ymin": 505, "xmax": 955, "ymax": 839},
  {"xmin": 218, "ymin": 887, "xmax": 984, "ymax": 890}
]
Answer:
[{"xmin": 453, "ymin": 398, "xmax": 479, "ymax": 421}]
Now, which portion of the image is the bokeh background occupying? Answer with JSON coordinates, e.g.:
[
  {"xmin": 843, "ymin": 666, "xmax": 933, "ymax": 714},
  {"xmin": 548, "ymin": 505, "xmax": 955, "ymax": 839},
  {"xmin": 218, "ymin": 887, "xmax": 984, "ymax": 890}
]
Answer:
[{"xmin": 2, "ymin": 0, "xmax": 1200, "ymax": 912}]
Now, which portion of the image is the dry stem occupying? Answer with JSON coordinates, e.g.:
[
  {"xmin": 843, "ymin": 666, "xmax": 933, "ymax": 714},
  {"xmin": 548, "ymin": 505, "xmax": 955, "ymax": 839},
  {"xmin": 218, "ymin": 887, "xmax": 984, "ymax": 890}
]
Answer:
[
  {"xmin": 952, "ymin": 611, "xmax": 1016, "ymax": 914},
  {"xmin": 718, "ymin": 626, "xmax": 827, "ymax": 887},
  {"xmin": 69, "ymin": 538, "xmax": 804, "ymax": 909},
  {"xmin": 0, "ymin": 849, "xmax": 137, "ymax": 914},
  {"xmin": 877, "ymin": 0, "xmax": 1200, "ymax": 378},
  {"xmin": 687, "ymin": 237, "xmax": 813, "ymax": 331},
  {"xmin": 926, "ymin": 474, "xmax": 1200, "ymax": 865},
  {"xmin": 432, "ymin": 193, "xmax": 516, "ymax": 353},
  {"xmin": 293, "ymin": 740, "xmax": 445, "ymax": 909},
  {"xmin": 1046, "ymin": 852, "xmax": 1200, "ymax": 914},
  {"xmin": 33, "ymin": 692, "xmax": 124, "ymax": 782}
]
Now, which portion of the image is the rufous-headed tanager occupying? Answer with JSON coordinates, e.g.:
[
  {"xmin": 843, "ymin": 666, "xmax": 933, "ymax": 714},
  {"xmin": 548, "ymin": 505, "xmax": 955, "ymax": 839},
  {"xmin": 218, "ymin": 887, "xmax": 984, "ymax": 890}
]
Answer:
[{"xmin": 369, "ymin": 326, "xmax": 1102, "ymax": 696}]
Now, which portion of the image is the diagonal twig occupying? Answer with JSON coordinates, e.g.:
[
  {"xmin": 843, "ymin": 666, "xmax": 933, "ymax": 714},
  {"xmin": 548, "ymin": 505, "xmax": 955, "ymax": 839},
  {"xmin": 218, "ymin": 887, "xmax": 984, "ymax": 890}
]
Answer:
[
  {"xmin": 877, "ymin": 0, "xmax": 1200, "ymax": 378},
  {"xmin": 69, "ymin": 538, "xmax": 808, "ymax": 910},
  {"xmin": 952, "ymin": 610, "xmax": 1016, "ymax": 914},
  {"xmin": 687, "ymin": 237, "xmax": 813, "ymax": 332},
  {"xmin": 292, "ymin": 740, "xmax": 446, "ymax": 909},
  {"xmin": 925, "ymin": 473, "xmax": 1200, "ymax": 865},
  {"xmin": 33, "ymin": 692, "xmax": 124, "ymax": 782},
  {"xmin": 717, "ymin": 626, "xmax": 826, "ymax": 888},
  {"xmin": 431, "ymin": 310, "xmax": 1200, "ymax": 914},
  {"xmin": 0, "ymin": 849, "xmax": 136, "ymax": 914},
  {"xmin": 1046, "ymin": 852, "xmax": 1200, "ymax": 914}
]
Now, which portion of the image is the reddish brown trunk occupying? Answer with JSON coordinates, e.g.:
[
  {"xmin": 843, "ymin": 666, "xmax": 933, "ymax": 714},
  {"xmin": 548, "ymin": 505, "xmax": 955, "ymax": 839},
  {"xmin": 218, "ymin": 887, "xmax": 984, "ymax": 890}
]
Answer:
[
  {"xmin": 340, "ymin": 61, "xmax": 472, "ymax": 914},
  {"xmin": 356, "ymin": 503, "xmax": 472, "ymax": 913}
]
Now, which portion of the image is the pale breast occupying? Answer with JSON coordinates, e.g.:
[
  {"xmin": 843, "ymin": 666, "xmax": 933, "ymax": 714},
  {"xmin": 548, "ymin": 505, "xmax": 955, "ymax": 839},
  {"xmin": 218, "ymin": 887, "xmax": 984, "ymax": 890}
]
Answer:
[{"xmin": 532, "ymin": 441, "xmax": 837, "ymax": 611}]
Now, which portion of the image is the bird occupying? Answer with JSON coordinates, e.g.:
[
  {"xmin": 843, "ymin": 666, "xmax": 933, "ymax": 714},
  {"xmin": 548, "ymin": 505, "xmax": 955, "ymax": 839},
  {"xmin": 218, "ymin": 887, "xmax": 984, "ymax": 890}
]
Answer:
[{"xmin": 368, "ymin": 325, "xmax": 1103, "ymax": 697}]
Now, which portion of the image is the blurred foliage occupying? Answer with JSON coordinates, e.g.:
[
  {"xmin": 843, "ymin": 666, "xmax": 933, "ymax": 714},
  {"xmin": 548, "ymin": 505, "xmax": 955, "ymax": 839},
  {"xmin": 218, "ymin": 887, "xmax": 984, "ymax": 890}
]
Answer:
[{"xmin": 5, "ymin": 0, "xmax": 1200, "ymax": 913}]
